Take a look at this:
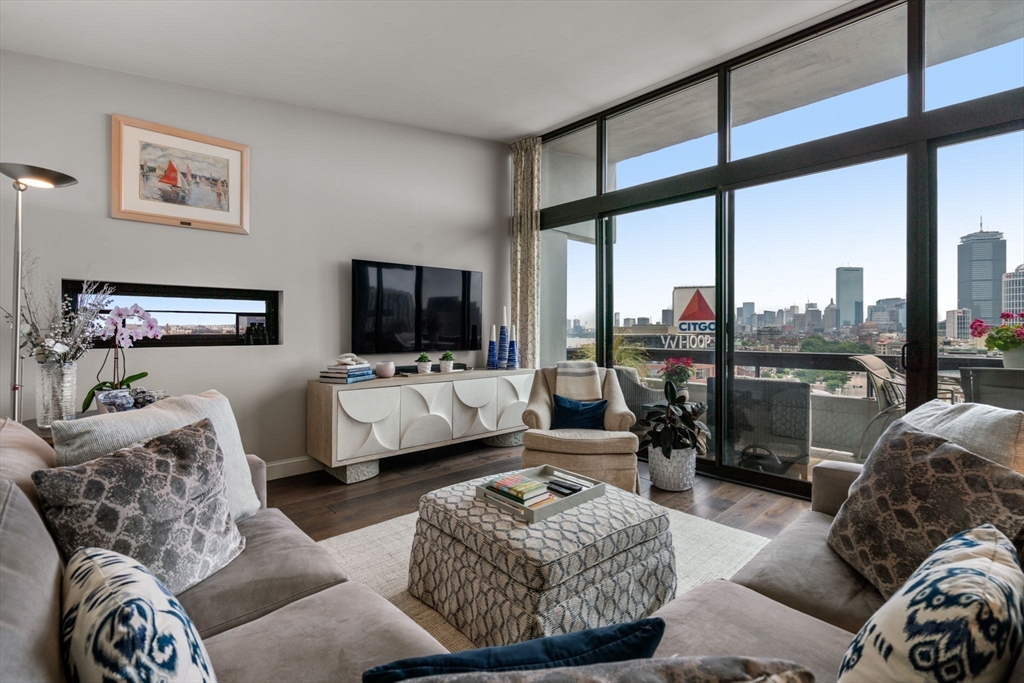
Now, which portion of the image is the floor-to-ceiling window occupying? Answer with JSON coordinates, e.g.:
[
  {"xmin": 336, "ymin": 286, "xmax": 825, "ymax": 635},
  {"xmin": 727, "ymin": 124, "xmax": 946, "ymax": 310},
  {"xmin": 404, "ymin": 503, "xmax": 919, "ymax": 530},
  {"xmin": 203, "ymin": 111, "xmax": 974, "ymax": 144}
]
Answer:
[{"xmin": 537, "ymin": 0, "xmax": 1023, "ymax": 497}]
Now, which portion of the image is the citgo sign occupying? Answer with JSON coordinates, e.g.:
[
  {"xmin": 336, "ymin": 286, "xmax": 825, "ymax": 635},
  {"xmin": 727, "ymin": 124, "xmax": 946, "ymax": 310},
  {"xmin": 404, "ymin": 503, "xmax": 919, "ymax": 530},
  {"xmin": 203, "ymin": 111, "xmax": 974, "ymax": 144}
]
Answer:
[{"xmin": 665, "ymin": 286, "xmax": 716, "ymax": 350}]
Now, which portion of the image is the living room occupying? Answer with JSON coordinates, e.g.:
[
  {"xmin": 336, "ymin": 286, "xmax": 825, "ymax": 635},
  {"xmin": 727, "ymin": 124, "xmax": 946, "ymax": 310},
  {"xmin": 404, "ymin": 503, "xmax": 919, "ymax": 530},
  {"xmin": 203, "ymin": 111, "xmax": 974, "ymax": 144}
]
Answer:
[{"xmin": 1, "ymin": 1, "xmax": 1023, "ymax": 682}]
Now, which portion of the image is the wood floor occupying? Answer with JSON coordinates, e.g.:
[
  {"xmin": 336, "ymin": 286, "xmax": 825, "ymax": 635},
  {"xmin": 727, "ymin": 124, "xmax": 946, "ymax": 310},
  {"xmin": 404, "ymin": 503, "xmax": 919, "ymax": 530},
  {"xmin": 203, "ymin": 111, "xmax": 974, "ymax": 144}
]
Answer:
[{"xmin": 268, "ymin": 443, "xmax": 811, "ymax": 542}]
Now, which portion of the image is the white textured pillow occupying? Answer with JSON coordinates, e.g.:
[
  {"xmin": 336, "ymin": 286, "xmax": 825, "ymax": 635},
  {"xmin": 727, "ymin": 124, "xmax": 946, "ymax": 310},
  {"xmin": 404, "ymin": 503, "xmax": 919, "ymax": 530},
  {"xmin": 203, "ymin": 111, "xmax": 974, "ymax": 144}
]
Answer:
[
  {"xmin": 51, "ymin": 390, "xmax": 260, "ymax": 522},
  {"xmin": 904, "ymin": 399, "xmax": 1024, "ymax": 473},
  {"xmin": 837, "ymin": 525, "xmax": 1024, "ymax": 683},
  {"xmin": 62, "ymin": 547, "xmax": 217, "ymax": 683}
]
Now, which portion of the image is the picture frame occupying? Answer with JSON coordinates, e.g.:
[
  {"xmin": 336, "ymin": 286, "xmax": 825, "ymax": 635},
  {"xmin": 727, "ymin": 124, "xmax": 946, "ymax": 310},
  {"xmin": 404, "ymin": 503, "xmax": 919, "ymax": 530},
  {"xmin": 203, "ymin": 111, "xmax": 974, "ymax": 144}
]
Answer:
[{"xmin": 111, "ymin": 114, "xmax": 250, "ymax": 235}]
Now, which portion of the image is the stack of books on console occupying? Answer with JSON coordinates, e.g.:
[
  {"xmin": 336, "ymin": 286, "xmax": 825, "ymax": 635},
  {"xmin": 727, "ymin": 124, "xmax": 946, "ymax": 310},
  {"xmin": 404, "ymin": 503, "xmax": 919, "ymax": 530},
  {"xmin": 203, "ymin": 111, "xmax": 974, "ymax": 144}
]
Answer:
[
  {"xmin": 486, "ymin": 473, "xmax": 555, "ymax": 509},
  {"xmin": 320, "ymin": 363, "xmax": 374, "ymax": 384}
]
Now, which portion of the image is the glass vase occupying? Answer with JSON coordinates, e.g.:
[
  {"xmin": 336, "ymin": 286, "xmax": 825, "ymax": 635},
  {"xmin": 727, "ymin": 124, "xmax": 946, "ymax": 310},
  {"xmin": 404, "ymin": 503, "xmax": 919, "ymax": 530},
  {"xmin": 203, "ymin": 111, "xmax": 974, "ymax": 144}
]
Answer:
[{"xmin": 36, "ymin": 361, "xmax": 77, "ymax": 427}]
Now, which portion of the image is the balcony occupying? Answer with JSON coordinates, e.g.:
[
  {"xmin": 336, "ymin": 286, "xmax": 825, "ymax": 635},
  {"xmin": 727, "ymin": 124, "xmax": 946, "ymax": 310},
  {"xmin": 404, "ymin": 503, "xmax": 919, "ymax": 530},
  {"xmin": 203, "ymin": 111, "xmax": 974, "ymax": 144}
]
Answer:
[{"xmin": 604, "ymin": 347, "xmax": 1004, "ymax": 484}]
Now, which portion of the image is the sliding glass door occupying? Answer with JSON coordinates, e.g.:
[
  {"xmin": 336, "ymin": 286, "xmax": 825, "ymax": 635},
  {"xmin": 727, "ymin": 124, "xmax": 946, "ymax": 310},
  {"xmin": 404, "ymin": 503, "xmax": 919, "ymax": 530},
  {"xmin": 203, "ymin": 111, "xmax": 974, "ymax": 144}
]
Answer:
[{"xmin": 727, "ymin": 157, "xmax": 907, "ymax": 488}]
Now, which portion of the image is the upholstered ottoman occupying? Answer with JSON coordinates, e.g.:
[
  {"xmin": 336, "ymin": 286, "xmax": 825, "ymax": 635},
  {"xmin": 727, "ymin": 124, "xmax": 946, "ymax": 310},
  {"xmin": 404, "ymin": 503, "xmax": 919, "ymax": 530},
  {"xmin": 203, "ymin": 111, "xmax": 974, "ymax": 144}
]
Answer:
[{"xmin": 408, "ymin": 475, "xmax": 676, "ymax": 647}]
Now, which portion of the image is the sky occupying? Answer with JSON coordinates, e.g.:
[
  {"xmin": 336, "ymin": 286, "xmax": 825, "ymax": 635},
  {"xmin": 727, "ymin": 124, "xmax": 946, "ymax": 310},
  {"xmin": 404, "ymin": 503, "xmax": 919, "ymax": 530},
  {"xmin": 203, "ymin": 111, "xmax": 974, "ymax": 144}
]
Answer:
[
  {"xmin": 562, "ymin": 38, "xmax": 1024, "ymax": 326},
  {"xmin": 103, "ymin": 295, "xmax": 265, "ymax": 327}
]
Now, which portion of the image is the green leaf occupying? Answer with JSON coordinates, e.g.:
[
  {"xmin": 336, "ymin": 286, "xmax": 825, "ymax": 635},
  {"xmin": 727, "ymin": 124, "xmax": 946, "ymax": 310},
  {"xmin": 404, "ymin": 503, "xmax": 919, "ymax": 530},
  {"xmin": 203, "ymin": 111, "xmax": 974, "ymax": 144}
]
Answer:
[
  {"xmin": 121, "ymin": 372, "xmax": 148, "ymax": 387},
  {"xmin": 665, "ymin": 380, "xmax": 677, "ymax": 403}
]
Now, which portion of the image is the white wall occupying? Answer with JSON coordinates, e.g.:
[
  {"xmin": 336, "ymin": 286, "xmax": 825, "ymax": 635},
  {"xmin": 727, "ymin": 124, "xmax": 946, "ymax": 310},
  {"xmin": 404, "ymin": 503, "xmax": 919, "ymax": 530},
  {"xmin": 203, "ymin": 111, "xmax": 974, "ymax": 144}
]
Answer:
[{"xmin": 0, "ymin": 50, "xmax": 511, "ymax": 477}]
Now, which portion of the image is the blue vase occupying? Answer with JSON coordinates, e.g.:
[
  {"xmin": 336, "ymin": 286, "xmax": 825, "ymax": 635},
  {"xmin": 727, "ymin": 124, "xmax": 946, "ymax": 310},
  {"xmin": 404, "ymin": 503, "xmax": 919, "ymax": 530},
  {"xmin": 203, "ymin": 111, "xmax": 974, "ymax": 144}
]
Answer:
[
  {"xmin": 497, "ymin": 326, "xmax": 509, "ymax": 369},
  {"xmin": 507, "ymin": 340, "xmax": 518, "ymax": 369},
  {"xmin": 487, "ymin": 340, "xmax": 498, "ymax": 369}
]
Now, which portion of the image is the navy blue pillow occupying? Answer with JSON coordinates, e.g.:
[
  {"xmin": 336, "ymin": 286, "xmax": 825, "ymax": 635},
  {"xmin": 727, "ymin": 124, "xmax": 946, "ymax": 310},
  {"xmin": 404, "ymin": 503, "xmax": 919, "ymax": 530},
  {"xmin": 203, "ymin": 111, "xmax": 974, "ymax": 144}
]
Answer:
[
  {"xmin": 362, "ymin": 618, "xmax": 665, "ymax": 683},
  {"xmin": 551, "ymin": 394, "xmax": 607, "ymax": 430}
]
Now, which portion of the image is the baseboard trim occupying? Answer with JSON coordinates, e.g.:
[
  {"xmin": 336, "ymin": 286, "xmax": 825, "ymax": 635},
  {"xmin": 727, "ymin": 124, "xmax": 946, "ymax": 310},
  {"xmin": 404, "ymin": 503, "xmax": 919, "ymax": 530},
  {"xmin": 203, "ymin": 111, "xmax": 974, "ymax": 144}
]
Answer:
[{"xmin": 266, "ymin": 455, "xmax": 324, "ymax": 480}]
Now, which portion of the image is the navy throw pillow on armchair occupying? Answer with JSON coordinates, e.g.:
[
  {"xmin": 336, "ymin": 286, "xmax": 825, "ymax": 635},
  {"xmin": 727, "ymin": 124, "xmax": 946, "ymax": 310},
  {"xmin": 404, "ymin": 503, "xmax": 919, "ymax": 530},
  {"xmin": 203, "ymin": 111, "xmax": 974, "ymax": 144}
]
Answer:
[
  {"xmin": 551, "ymin": 394, "xmax": 607, "ymax": 430},
  {"xmin": 363, "ymin": 618, "xmax": 665, "ymax": 683}
]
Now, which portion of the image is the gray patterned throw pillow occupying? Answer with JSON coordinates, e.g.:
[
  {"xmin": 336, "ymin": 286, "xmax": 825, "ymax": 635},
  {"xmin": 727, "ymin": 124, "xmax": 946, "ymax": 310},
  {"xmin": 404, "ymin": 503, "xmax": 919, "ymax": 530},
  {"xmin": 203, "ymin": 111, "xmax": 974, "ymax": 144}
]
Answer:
[
  {"xmin": 32, "ymin": 418, "xmax": 245, "ymax": 594},
  {"xmin": 827, "ymin": 419, "xmax": 1024, "ymax": 599}
]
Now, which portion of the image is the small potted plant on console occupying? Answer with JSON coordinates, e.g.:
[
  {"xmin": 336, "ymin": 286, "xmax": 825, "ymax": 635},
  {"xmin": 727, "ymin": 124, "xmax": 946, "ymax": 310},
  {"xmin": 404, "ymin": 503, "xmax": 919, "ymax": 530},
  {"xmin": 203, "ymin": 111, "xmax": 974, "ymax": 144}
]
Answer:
[
  {"xmin": 439, "ymin": 350, "xmax": 455, "ymax": 373},
  {"xmin": 416, "ymin": 352, "xmax": 433, "ymax": 374}
]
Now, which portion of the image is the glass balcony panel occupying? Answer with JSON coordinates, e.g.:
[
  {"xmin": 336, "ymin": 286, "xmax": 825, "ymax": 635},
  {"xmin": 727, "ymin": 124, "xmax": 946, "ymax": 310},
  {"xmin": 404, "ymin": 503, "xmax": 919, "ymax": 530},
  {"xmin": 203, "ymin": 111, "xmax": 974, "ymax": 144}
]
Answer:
[
  {"xmin": 925, "ymin": 0, "xmax": 1024, "ymax": 111},
  {"xmin": 605, "ymin": 78, "xmax": 718, "ymax": 192},
  {"xmin": 730, "ymin": 4, "xmax": 907, "ymax": 160}
]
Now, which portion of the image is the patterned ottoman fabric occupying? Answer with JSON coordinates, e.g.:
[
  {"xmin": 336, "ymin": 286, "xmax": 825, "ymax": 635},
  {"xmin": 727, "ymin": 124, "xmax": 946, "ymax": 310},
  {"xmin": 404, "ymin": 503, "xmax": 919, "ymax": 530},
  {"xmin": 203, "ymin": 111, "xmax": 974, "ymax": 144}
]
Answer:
[
  {"xmin": 417, "ymin": 476, "xmax": 670, "ymax": 590},
  {"xmin": 409, "ymin": 475, "xmax": 676, "ymax": 646}
]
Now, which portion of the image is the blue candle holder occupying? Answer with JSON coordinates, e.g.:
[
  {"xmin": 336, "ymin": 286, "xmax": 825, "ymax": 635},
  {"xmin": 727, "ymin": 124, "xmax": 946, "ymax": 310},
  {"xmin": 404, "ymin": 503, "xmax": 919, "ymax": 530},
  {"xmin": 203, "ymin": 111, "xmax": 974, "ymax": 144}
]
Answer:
[
  {"xmin": 487, "ymin": 339, "xmax": 498, "ymax": 369},
  {"xmin": 497, "ymin": 325, "xmax": 509, "ymax": 369},
  {"xmin": 507, "ymin": 340, "xmax": 518, "ymax": 369}
]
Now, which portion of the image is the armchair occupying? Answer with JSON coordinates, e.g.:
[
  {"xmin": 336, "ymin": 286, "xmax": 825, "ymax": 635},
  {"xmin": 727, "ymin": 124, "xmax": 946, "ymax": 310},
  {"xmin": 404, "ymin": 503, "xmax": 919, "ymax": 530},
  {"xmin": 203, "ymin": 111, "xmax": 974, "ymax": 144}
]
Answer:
[{"xmin": 522, "ymin": 367, "xmax": 640, "ymax": 492}]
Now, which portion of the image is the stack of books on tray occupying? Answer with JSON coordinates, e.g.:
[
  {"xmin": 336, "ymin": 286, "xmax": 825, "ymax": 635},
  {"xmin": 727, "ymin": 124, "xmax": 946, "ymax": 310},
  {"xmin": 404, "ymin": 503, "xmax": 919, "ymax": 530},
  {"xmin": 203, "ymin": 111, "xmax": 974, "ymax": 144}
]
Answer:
[
  {"xmin": 320, "ymin": 363, "xmax": 374, "ymax": 384},
  {"xmin": 486, "ymin": 473, "xmax": 555, "ymax": 509}
]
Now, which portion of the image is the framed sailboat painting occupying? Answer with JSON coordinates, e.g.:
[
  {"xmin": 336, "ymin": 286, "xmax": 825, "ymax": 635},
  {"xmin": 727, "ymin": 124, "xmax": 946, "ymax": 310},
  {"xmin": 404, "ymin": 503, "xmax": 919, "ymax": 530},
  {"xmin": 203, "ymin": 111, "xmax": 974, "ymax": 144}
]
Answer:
[{"xmin": 111, "ymin": 114, "xmax": 250, "ymax": 234}]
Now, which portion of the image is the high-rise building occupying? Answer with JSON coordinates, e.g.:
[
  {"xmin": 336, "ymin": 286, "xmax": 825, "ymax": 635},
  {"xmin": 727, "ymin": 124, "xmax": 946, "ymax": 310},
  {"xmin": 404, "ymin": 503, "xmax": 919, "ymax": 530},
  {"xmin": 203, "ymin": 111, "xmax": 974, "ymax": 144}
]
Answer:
[
  {"xmin": 614, "ymin": 312, "xmax": 620, "ymax": 328},
  {"xmin": 793, "ymin": 312, "xmax": 807, "ymax": 331},
  {"xmin": 777, "ymin": 309, "xmax": 786, "ymax": 325},
  {"xmin": 806, "ymin": 305, "xmax": 822, "ymax": 329},
  {"xmin": 836, "ymin": 267, "xmax": 864, "ymax": 327},
  {"xmin": 762, "ymin": 310, "xmax": 776, "ymax": 326},
  {"xmin": 741, "ymin": 302, "xmax": 755, "ymax": 327},
  {"xmin": 637, "ymin": 317, "xmax": 651, "ymax": 326},
  {"xmin": 623, "ymin": 317, "xmax": 636, "ymax": 327},
  {"xmin": 661, "ymin": 309, "xmax": 673, "ymax": 326},
  {"xmin": 822, "ymin": 299, "xmax": 837, "ymax": 331},
  {"xmin": 945, "ymin": 309, "xmax": 972, "ymax": 340},
  {"xmin": 958, "ymin": 224, "xmax": 1006, "ymax": 326},
  {"xmin": 1003, "ymin": 264, "xmax": 1024, "ymax": 315}
]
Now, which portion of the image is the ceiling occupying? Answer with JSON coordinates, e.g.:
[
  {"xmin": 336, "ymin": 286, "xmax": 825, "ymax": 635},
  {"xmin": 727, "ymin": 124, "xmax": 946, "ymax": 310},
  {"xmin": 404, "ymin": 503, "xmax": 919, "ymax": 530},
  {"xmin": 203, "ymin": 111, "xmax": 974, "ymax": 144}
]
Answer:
[{"xmin": 0, "ymin": 0, "xmax": 861, "ymax": 143}]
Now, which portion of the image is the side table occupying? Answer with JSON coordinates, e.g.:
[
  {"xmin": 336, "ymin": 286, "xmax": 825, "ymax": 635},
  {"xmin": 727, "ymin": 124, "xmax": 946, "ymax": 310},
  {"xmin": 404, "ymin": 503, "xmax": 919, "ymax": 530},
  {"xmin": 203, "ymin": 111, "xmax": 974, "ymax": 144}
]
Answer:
[{"xmin": 21, "ymin": 411, "xmax": 98, "ymax": 446}]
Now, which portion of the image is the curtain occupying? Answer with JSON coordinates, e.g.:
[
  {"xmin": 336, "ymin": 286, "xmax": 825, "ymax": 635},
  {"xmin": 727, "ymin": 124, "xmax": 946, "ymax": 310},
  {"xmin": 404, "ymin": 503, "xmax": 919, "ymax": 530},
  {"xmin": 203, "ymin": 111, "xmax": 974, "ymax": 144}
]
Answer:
[{"xmin": 511, "ymin": 137, "xmax": 542, "ymax": 369}]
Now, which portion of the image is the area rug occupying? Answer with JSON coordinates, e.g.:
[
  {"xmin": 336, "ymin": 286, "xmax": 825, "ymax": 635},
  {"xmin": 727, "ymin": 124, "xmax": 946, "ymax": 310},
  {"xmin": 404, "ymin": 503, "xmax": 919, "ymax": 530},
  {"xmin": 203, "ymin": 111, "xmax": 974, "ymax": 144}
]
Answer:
[{"xmin": 317, "ymin": 508, "xmax": 769, "ymax": 652}]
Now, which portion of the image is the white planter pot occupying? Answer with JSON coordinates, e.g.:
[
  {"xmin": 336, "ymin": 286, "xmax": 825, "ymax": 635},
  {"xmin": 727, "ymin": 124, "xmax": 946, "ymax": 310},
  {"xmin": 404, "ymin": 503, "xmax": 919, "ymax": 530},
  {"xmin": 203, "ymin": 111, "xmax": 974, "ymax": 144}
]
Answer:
[
  {"xmin": 648, "ymin": 447, "xmax": 697, "ymax": 492},
  {"xmin": 1002, "ymin": 347, "xmax": 1024, "ymax": 369},
  {"xmin": 416, "ymin": 362, "xmax": 432, "ymax": 374},
  {"xmin": 439, "ymin": 360, "xmax": 455, "ymax": 373}
]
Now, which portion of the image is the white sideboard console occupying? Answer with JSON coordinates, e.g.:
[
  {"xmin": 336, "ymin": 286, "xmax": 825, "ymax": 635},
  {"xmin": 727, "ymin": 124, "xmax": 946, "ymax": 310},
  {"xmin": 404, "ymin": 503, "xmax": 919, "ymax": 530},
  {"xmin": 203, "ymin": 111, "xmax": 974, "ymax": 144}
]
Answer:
[{"xmin": 307, "ymin": 369, "xmax": 534, "ymax": 483}]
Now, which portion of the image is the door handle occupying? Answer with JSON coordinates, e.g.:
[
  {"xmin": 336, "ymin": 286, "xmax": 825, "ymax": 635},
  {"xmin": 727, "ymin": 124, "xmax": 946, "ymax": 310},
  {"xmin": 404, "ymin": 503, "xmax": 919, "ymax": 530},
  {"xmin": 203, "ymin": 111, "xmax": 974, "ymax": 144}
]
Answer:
[{"xmin": 901, "ymin": 342, "xmax": 922, "ymax": 373}]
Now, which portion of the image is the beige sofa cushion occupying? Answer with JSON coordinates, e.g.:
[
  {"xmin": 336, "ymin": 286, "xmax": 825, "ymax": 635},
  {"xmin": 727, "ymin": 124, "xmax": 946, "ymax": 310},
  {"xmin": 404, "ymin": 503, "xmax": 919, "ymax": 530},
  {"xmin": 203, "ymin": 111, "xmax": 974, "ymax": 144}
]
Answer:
[
  {"xmin": 177, "ymin": 507, "xmax": 349, "ymax": 638},
  {"xmin": 654, "ymin": 580, "xmax": 854, "ymax": 683},
  {"xmin": 0, "ymin": 418, "xmax": 57, "ymax": 513},
  {"xmin": 50, "ymin": 390, "xmax": 261, "ymax": 522},
  {"xmin": 204, "ymin": 581, "xmax": 447, "ymax": 683},
  {"xmin": 732, "ymin": 511, "xmax": 884, "ymax": 633},
  {"xmin": 523, "ymin": 429, "xmax": 638, "ymax": 454},
  {"xmin": 904, "ymin": 398, "xmax": 1024, "ymax": 473},
  {"xmin": 0, "ymin": 480, "xmax": 67, "ymax": 683}
]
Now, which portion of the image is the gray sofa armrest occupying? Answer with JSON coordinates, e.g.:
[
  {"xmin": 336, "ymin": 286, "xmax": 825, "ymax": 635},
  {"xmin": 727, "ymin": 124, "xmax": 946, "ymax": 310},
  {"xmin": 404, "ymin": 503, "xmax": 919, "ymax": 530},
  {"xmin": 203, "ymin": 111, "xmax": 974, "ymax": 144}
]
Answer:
[
  {"xmin": 810, "ymin": 461, "xmax": 862, "ymax": 517},
  {"xmin": 246, "ymin": 454, "xmax": 267, "ymax": 509},
  {"xmin": 522, "ymin": 370, "xmax": 552, "ymax": 430}
]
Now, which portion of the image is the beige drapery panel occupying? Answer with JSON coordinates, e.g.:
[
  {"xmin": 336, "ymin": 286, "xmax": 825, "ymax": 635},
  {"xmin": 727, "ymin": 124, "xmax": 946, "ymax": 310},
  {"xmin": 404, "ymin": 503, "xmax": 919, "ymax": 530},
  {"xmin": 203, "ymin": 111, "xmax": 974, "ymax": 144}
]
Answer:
[{"xmin": 511, "ymin": 137, "xmax": 542, "ymax": 369}]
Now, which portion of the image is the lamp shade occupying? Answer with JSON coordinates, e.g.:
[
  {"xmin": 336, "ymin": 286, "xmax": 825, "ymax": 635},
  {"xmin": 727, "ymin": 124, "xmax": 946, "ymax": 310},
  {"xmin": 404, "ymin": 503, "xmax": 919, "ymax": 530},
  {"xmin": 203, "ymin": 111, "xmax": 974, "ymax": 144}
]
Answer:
[{"xmin": 0, "ymin": 163, "xmax": 77, "ymax": 189}]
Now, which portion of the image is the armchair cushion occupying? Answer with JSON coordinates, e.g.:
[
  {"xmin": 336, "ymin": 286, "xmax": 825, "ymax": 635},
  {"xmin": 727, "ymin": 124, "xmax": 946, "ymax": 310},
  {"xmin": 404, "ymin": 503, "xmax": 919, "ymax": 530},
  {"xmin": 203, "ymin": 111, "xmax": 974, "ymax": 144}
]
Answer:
[
  {"xmin": 523, "ymin": 429, "xmax": 638, "ymax": 455},
  {"xmin": 551, "ymin": 395, "xmax": 607, "ymax": 430}
]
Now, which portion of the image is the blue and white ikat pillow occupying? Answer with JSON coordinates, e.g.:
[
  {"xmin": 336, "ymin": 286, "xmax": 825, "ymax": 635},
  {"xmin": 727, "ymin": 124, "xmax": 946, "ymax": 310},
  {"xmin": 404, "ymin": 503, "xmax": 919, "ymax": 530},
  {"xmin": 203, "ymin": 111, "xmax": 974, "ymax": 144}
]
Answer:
[
  {"xmin": 62, "ymin": 547, "xmax": 216, "ymax": 683},
  {"xmin": 838, "ymin": 525, "xmax": 1024, "ymax": 683}
]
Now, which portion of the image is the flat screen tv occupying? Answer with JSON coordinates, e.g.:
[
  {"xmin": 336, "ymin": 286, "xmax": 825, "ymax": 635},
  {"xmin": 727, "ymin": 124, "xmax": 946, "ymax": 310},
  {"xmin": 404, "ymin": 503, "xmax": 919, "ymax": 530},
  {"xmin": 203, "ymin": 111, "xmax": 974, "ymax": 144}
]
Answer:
[{"xmin": 352, "ymin": 259, "xmax": 482, "ymax": 354}]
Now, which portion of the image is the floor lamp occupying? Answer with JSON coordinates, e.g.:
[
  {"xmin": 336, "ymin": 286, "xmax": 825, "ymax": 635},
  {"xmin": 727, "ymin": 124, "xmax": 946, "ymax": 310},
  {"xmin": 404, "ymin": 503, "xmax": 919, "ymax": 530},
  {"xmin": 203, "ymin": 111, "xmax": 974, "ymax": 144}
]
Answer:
[{"xmin": 0, "ymin": 163, "xmax": 77, "ymax": 422}]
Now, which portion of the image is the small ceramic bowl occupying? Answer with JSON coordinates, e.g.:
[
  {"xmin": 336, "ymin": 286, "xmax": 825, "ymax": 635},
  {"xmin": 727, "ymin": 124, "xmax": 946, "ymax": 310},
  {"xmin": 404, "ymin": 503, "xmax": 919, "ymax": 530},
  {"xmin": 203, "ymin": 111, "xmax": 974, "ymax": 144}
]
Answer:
[{"xmin": 376, "ymin": 361, "xmax": 396, "ymax": 378}]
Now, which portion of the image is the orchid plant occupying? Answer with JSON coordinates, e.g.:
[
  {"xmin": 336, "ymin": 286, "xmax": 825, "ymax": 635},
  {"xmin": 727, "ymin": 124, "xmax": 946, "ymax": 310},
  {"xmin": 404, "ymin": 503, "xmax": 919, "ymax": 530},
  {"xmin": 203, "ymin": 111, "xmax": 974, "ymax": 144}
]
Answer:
[
  {"xmin": 83, "ymin": 304, "xmax": 163, "ymax": 411},
  {"xmin": 970, "ymin": 312, "xmax": 1024, "ymax": 352}
]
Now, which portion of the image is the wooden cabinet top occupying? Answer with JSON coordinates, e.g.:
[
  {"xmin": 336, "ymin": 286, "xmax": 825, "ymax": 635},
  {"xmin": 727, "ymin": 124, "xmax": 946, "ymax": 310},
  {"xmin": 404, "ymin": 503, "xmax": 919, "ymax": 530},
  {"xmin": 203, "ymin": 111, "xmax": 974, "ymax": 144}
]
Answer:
[{"xmin": 309, "ymin": 368, "xmax": 535, "ymax": 392}]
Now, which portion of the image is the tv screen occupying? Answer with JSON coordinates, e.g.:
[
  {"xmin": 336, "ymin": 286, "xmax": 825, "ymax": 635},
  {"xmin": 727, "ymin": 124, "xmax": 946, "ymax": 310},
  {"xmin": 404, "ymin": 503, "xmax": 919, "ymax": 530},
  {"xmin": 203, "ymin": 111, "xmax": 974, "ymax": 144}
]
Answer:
[{"xmin": 352, "ymin": 260, "xmax": 482, "ymax": 354}]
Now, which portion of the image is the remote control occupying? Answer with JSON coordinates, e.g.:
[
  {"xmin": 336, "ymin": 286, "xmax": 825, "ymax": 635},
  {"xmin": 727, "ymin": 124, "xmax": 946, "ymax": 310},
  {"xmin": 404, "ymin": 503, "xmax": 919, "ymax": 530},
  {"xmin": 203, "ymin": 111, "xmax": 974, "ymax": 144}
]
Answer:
[
  {"xmin": 547, "ymin": 483, "xmax": 574, "ymax": 496},
  {"xmin": 549, "ymin": 478, "xmax": 583, "ymax": 493}
]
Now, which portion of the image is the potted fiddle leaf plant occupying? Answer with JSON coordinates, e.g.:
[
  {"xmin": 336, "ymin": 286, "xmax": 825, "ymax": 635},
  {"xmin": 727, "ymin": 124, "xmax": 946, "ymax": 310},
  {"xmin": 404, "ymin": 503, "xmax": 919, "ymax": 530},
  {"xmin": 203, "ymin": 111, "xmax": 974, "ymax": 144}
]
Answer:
[
  {"xmin": 639, "ymin": 380, "xmax": 709, "ymax": 492},
  {"xmin": 415, "ymin": 352, "xmax": 433, "ymax": 374},
  {"xmin": 439, "ymin": 350, "xmax": 455, "ymax": 373}
]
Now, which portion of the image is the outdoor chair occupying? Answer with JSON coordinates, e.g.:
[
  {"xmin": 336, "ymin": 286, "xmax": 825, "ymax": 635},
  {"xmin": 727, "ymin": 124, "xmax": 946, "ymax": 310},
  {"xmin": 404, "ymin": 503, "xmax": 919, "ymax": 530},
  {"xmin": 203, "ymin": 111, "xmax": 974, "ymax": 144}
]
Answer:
[
  {"xmin": 959, "ymin": 368, "xmax": 1024, "ymax": 411},
  {"xmin": 851, "ymin": 355, "xmax": 907, "ymax": 458}
]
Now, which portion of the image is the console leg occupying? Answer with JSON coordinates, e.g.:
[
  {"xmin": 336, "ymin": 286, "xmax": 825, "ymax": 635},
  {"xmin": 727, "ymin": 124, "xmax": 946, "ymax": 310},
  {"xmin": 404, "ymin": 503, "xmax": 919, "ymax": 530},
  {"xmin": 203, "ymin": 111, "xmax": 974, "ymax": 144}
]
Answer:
[{"xmin": 325, "ymin": 459, "xmax": 380, "ymax": 484}]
